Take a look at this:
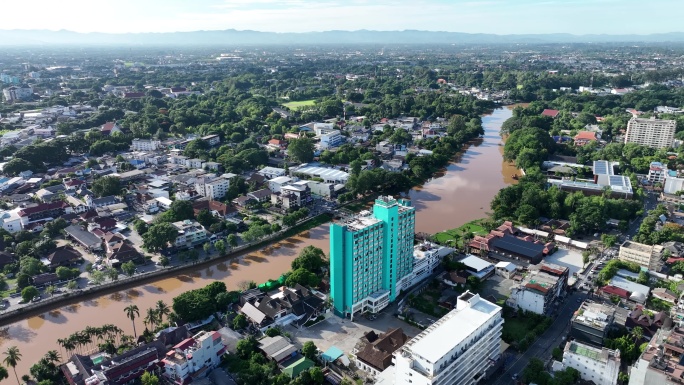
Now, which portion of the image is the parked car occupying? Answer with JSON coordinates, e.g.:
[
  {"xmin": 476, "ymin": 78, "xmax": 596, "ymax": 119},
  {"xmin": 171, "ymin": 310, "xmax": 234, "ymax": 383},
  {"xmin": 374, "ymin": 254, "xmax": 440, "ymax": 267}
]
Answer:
[{"xmin": 31, "ymin": 296, "xmax": 41, "ymax": 302}]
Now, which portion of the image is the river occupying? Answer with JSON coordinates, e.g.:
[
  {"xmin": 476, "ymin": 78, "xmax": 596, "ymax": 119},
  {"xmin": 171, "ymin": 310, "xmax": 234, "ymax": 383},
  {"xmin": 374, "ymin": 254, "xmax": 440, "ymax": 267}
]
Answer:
[{"xmin": 2, "ymin": 107, "xmax": 516, "ymax": 374}]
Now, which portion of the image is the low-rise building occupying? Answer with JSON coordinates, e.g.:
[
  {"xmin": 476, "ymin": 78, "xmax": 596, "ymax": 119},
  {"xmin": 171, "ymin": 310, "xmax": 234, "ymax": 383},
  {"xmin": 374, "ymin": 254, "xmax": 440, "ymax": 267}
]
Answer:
[
  {"xmin": 459, "ymin": 255, "xmax": 495, "ymax": 280},
  {"xmin": 570, "ymin": 300, "xmax": 628, "ymax": 347},
  {"xmin": 628, "ymin": 325, "xmax": 684, "ymax": 385},
  {"xmin": 271, "ymin": 182, "xmax": 312, "ymax": 210},
  {"xmin": 648, "ymin": 162, "xmax": 669, "ymax": 184},
  {"xmin": 172, "ymin": 220, "xmax": 207, "ymax": 249},
  {"xmin": 353, "ymin": 328, "xmax": 409, "ymax": 376},
  {"xmin": 507, "ymin": 262, "xmax": 569, "ymax": 315},
  {"xmin": 290, "ymin": 166, "xmax": 349, "ymax": 184},
  {"xmin": 619, "ymin": 241, "xmax": 663, "ymax": 271},
  {"xmin": 396, "ymin": 242, "xmax": 453, "ymax": 292},
  {"xmin": 162, "ymin": 331, "xmax": 226, "ymax": 384},
  {"xmin": 562, "ymin": 341, "xmax": 620, "ymax": 385},
  {"xmin": 131, "ymin": 138, "xmax": 162, "ymax": 151},
  {"xmin": 195, "ymin": 176, "xmax": 230, "ymax": 200},
  {"xmin": 257, "ymin": 167, "xmax": 286, "ymax": 179}
]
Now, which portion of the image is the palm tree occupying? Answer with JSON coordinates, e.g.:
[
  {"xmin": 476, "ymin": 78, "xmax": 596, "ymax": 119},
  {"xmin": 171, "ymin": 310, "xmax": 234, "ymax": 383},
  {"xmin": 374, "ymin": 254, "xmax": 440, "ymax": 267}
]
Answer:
[
  {"xmin": 155, "ymin": 300, "xmax": 170, "ymax": 324},
  {"xmin": 124, "ymin": 305, "xmax": 140, "ymax": 338},
  {"xmin": 44, "ymin": 350, "xmax": 61, "ymax": 364},
  {"xmin": 144, "ymin": 308, "xmax": 158, "ymax": 331},
  {"xmin": 0, "ymin": 365, "xmax": 8, "ymax": 381},
  {"xmin": 3, "ymin": 346, "xmax": 21, "ymax": 385}
]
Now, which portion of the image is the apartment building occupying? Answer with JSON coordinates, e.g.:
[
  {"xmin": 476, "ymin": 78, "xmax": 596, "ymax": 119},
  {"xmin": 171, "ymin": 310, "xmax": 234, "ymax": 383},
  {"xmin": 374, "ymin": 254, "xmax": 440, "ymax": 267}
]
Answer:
[
  {"xmin": 271, "ymin": 181, "xmax": 312, "ymax": 210},
  {"xmin": 507, "ymin": 262, "xmax": 569, "ymax": 315},
  {"xmin": 195, "ymin": 176, "xmax": 230, "ymax": 200},
  {"xmin": 648, "ymin": 162, "xmax": 669, "ymax": 184},
  {"xmin": 619, "ymin": 241, "xmax": 663, "ymax": 271},
  {"xmin": 570, "ymin": 300, "xmax": 628, "ymax": 348},
  {"xmin": 389, "ymin": 292, "xmax": 503, "ymax": 385},
  {"xmin": 162, "ymin": 331, "xmax": 226, "ymax": 384},
  {"xmin": 562, "ymin": 341, "xmax": 620, "ymax": 385},
  {"xmin": 2, "ymin": 85, "xmax": 33, "ymax": 102},
  {"xmin": 625, "ymin": 117, "xmax": 676, "ymax": 149},
  {"xmin": 320, "ymin": 130, "xmax": 345, "ymax": 149},
  {"xmin": 131, "ymin": 138, "xmax": 162, "ymax": 151},
  {"xmin": 172, "ymin": 220, "xmax": 207, "ymax": 249},
  {"xmin": 330, "ymin": 196, "xmax": 415, "ymax": 319}
]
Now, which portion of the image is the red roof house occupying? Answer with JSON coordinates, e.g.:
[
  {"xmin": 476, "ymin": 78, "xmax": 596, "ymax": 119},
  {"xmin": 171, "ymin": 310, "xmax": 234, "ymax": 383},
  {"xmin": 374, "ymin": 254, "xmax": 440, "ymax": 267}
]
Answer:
[{"xmin": 541, "ymin": 109, "xmax": 560, "ymax": 118}]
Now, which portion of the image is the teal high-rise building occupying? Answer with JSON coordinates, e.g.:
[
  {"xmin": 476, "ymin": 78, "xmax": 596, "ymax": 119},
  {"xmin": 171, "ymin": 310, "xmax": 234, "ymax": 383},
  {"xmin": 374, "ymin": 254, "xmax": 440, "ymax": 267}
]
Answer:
[{"xmin": 330, "ymin": 196, "xmax": 415, "ymax": 319}]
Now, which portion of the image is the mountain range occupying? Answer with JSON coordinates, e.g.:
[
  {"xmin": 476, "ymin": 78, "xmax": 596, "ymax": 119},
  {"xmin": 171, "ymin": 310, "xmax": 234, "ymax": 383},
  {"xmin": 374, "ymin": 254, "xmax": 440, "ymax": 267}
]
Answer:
[{"xmin": 1, "ymin": 29, "xmax": 684, "ymax": 46}]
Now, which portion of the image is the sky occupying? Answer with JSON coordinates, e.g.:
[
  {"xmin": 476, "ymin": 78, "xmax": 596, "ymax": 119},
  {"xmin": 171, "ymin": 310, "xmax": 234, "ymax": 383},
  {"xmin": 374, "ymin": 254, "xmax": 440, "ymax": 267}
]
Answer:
[{"xmin": 1, "ymin": 0, "xmax": 681, "ymax": 35}]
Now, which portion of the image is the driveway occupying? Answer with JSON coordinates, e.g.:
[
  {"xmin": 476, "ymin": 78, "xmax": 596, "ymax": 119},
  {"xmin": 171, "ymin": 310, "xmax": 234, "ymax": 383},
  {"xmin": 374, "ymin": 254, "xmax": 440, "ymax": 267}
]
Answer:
[{"xmin": 286, "ymin": 308, "xmax": 422, "ymax": 357}]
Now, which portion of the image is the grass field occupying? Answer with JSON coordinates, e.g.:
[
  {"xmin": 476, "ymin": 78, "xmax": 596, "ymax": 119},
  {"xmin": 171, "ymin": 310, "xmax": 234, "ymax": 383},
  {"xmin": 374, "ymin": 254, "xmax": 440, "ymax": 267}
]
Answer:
[
  {"xmin": 434, "ymin": 219, "xmax": 488, "ymax": 245},
  {"xmin": 282, "ymin": 99, "xmax": 316, "ymax": 110}
]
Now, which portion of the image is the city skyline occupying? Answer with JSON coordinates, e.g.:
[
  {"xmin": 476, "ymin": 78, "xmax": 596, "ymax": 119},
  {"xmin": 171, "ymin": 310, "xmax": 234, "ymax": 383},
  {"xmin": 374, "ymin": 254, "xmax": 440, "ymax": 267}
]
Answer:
[{"xmin": 2, "ymin": 0, "xmax": 682, "ymax": 35}]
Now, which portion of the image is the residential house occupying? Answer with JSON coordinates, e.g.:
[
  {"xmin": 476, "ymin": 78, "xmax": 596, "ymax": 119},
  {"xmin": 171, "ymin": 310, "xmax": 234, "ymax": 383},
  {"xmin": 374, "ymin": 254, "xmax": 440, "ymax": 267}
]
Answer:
[
  {"xmin": 506, "ymin": 262, "xmax": 569, "ymax": 315},
  {"xmin": 626, "ymin": 306, "xmax": 670, "ymax": 338},
  {"xmin": 247, "ymin": 188, "xmax": 272, "ymax": 203},
  {"xmin": 541, "ymin": 109, "xmax": 560, "ymax": 118},
  {"xmin": 271, "ymin": 182, "xmax": 312, "ymax": 210},
  {"xmin": 100, "ymin": 122, "xmax": 122, "ymax": 136},
  {"xmin": 192, "ymin": 200, "xmax": 238, "ymax": 219},
  {"xmin": 161, "ymin": 331, "xmax": 226, "ymax": 385},
  {"xmin": 574, "ymin": 131, "xmax": 598, "ymax": 146},
  {"xmin": 267, "ymin": 139, "xmax": 287, "ymax": 151},
  {"xmin": 172, "ymin": 220, "xmax": 207, "ymax": 249},
  {"xmin": 108, "ymin": 242, "xmax": 142, "ymax": 266},
  {"xmin": 353, "ymin": 328, "xmax": 409, "ymax": 376},
  {"xmin": 257, "ymin": 336, "xmax": 298, "ymax": 364},
  {"xmin": 201, "ymin": 134, "xmax": 221, "ymax": 147},
  {"xmin": 239, "ymin": 284, "xmax": 325, "ymax": 330},
  {"xmin": 570, "ymin": 300, "xmax": 628, "ymax": 348},
  {"xmin": 41, "ymin": 245, "xmax": 82, "ymax": 268},
  {"xmin": 18, "ymin": 201, "xmax": 69, "ymax": 227},
  {"xmin": 85, "ymin": 195, "xmax": 117, "ymax": 209},
  {"xmin": 62, "ymin": 341, "xmax": 165, "ymax": 385},
  {"xmin": 32, "ymin": 272, "xmax": 60, "ymax": 287}
]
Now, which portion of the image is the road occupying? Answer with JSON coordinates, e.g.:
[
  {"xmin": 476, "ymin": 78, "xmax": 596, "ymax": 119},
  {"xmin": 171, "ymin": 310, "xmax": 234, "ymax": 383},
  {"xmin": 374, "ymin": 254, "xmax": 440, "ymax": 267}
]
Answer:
[{"xmin": 488, "ymin": 290, "xmax": 588, "ymax": 385}]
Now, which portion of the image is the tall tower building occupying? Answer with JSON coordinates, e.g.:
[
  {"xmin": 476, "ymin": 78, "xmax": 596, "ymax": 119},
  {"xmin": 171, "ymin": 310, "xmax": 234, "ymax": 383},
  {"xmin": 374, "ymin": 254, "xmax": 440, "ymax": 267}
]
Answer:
[
  {"xmin": 624, "ymin": 117, "xmax": 676, "ymax": 149},
  {"xmin": 330, "ymin": 196, "xmax": 415, "ymax": 319}
]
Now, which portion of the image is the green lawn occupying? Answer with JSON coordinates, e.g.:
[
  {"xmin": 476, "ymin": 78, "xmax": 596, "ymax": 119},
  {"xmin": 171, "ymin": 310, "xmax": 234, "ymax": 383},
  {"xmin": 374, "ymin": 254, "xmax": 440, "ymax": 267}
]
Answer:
[
  {"xmin": 502, "ymin": 317, "xmax": 537, "ymax": 342},
  {"xmin": 282, "ymin": 99, "xmax": 316, "ymax": 110},
  {"xmin": 434, "ymin": 219, "xmax": 488, "ymax": 245}
]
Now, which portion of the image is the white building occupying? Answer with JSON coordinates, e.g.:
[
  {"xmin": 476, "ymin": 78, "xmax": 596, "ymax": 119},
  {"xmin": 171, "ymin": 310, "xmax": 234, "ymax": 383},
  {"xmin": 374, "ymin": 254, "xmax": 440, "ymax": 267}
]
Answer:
[
  {"xmin": 162, "ymin": 330, "xmax": 226, "ymax": 384},
  {"xmin": 2, "ymin": 86, "xmax": 33, "ymax": 102},
  {"xmin": 664, "ymin": 175, "xmax": 684, "ymax": 195},
  {"xmin": 291, "ymin": 165, "xmax": 349, "ymax": 184},
  {"xmin": 320, "ymin": 130, "xmax": 345, "ymax": 149},
  {"xmin": 314, "ymin": 122, "xmax": 336, "ymax": 135},
  {"xmin": 257, "ymin": 167, "xmax": 286, "ymax": 179},
  {"xmin": 625, "ymin": 117, "xmax": 676, "ymax": 149},
  {"xmin": 647, "ymin": 162, "xmax": 668, "ymax": 184},
  {"xmin": 507, "ymin": 263, "xmax": 569, "ymax": 315},
  {"xmin": 172, "ymin": 220, "xmax": 207, "ymax": 249},
  {"xmin": 268, "ymin": 176, "xmax": 293, "ymax": 193},
  {"xmin": 0, "ymin": 209, "xmax": 22, "ymax": 233},
  {"xmin": 562, "ymin": 341, "xmax": 620, "ymax": 385},
  {"xmin": 396, "ymin": 242, "xmax": 453, "ymax": 292},
  {"xmin": 460, "ymin": 255, "xmax": 495, "ymax": 280},
  {"xmin": 195, "ymin": 176, "xmax": 230, "ymax": 200},
  {"xmin": 131, "ymin": 138, "xmax": 162, "ymax": 151},
  {"xmin": 392, "ymin": 292, "xmax": 502, "ymax": 385}
]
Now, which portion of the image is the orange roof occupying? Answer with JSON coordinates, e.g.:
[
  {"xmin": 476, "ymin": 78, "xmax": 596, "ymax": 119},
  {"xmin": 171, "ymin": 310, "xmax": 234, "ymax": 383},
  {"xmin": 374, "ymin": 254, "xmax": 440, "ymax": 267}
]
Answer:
[{"xmin": 574, "ymin": 131, "xmax": 596, "ymax": 141}]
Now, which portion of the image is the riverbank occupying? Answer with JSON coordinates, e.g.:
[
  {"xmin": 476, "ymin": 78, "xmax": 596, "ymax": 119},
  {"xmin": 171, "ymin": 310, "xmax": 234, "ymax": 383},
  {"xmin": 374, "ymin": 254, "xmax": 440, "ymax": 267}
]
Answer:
[
  {"xmin": 433, "ymin": 218, "xmax": 491, "ymax": 246},
  {"xmin": 0, "ymin": 213, "xmax": 332, "ymax": 328}
]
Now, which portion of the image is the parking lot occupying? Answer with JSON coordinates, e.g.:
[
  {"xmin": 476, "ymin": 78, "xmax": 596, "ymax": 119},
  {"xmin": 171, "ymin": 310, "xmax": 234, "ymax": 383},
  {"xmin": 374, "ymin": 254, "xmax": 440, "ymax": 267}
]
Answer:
[
  {"xmin": 285, "ymin": 309, "xmax": 422, "ymax": 358},
  {"xmin": 481, "ymin": 275, "xmax": 517, "ymax": 302}
]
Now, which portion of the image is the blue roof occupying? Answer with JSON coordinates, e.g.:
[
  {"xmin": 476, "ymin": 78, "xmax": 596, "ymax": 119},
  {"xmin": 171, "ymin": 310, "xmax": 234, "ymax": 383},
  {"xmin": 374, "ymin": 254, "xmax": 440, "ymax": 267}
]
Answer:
[
  {"xmin": 321, "ymin": 346, "xmax": 344, "ymax": 362},
  {"xmin": 129, "ymin": 160, "xmax": 145, "ymax": 165}
]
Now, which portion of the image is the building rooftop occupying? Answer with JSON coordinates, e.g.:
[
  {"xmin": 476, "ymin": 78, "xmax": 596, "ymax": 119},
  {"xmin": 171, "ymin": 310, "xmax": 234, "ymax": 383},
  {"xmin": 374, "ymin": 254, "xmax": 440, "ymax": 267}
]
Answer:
[
  {"xmin": 402, "ymin": 292, "xmax": 500, "ymax": 364},
  {"xmin": 622, "ymin": 240, "xmax": 657, "ymax": 253},
  {"xmin": 565, "ymin": 341, "xmax": 620, "ymax": 364},
  {"xmin": 460, "ymin": 255, "xmax": 494, "ymax": 273},
  {"xmin": 337, "ymin": 211, "xmax": 382, "ymax": 232}
]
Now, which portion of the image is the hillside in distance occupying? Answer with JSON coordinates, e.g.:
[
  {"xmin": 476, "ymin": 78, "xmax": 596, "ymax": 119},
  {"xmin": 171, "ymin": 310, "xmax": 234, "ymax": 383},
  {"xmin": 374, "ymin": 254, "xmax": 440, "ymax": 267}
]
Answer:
[{"xmin": 1, "ymin": 29, "xmax": 684, "ymax": 46}]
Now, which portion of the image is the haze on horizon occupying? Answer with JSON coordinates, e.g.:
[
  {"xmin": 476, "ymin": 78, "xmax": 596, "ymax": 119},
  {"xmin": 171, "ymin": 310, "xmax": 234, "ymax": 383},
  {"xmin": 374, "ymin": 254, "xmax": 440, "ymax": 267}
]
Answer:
[{"xmin": 2, "ymin": 0, "xmax": 682, "ymax": 36}]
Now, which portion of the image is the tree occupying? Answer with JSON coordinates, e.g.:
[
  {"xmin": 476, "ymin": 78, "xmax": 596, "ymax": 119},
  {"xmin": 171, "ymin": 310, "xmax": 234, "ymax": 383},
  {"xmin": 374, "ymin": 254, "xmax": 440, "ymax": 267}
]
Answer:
[
  {"xmin": 91, "ymin": 270, "xmax": 105, "ymax": 285},
  {"xmin": 601, "ymin": 234, "xmax": 617, "ymax": 250},
  {"xmin": 124, "ymin": 305, "xmax": 140, "ymax": 338},
  {"xmin": 142, "ymin": 223, "xmax": 178, "ymax": 251},
  {"xmin": 227, "ymin": 234, "xmax": 238, "ymax": 248},
  {"xmin": 141, "ymin": 372, "xmax": 160, "ymax": 385},
  {"xmin": 302, "ymin": 341, "xmax": 317, "ymax": 360},
  {"xmin": 291, "ymin": 246, "xmax": 326, "ymax": 272},
  {"xmin": 203, "ymin": 242, "xmax": 212, "ymax": 256},
  {"xmin": 232, "ymin": 314, "xmax": 248, "ymax": 330},
  {"xmin": 159, "ymin": 255, "xmax": 170, "ymax": 268},
  {"xmin": 134, "ymin": 220, "xmax": 148, "ymax": 235},
  {"xmin": 285, "ymin": 268, "xmax": 320, "ymax": 287},
  {"xmin": 66, "ymin": 280, "xmax": 78, "ymax": 292},
  {"xmin": 91, "ymin": 176, "xmax": 122, "ymax": 197},
  {"xmin": 21, "ymin": 286, "xmax": 39, "ymax": 303},
  {"xmin": 155, "ymin": 300, "xmax": 171, "ymax": 324},
  {"xmin": 467, "ymin": 276, "xmax": 481, "ymax": 291},
  {"xmin": 45, "ymin": 285, "xmax": 56, "ymax": 297},
  {"xmin": 631, "ymin": 326, "xmax": 644, "ymax": 343},
  {"xmin": 196, "ymin": 209, "xmax": 215, "ymax": 229},
  {"xmin": 3, "ymin": 346, "xmax": 21, "ymax": 385},
  {"xmin": 552, "ymin": 347, "xmax": 563, "ymax": 361},
  {"xmin": 288, "ymin": 137, "xmax": 315, "ymax": 163},
  {"xmin": 582, "ymin": 251, "xmax": 591, "ymax": 267},
  {"xmin": 265, "ymin": 327, "xmax": 281, "ymax": 337},
  {"xmin": 2, "ymin": 158, "xmax": 33, "ymax": 176},
  {"xmin": 214, "ymin": 240, "xmax": 226, "ymax": 256},
  {"xmin": 121, "ymin": 261, "xmax": 136, "ymax": 277},
  {"xmin": 0, "ymin": 365, "xmax": 7, "ymax": 382},
  {"xmin": 106, "ymin": 268, "xmax": 119, "ymax": 281}
]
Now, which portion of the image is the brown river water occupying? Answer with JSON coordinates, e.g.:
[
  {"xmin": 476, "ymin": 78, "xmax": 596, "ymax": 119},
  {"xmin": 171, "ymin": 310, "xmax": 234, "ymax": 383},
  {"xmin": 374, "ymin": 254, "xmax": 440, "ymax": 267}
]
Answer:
[{"xmin": 3, "ymin": 107, "xmax": 516, "ymax": 373}]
